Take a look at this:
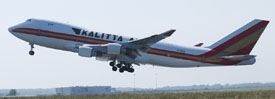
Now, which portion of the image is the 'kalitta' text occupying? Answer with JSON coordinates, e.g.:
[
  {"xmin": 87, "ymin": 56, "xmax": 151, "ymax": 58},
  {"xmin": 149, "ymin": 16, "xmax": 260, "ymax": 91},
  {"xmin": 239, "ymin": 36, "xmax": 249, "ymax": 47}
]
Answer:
[{"xmin": 72, "ymin": 28, "xmax": 133, "ymax": 42}]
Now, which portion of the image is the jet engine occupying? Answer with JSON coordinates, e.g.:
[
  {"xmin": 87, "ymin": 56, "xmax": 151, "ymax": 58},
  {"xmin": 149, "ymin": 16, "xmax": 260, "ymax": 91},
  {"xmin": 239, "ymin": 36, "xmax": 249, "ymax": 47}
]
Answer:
[
  {"xmin": 78, "ymin": 46, "xmax": 101, "ymax": 57},
  {"xmin": 106, "ymin": 43, "xmax": 122, "ymax": 55},
  {"xmin": 106, "ymin": 43, "xmax": 140, "ymax": 58}
]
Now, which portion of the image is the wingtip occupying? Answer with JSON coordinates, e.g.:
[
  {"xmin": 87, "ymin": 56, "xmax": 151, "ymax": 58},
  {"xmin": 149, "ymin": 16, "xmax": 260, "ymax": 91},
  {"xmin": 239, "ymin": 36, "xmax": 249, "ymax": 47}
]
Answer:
[{"xmin": 164, "ymin": 29, "xmax": 176, "ymax": 36}]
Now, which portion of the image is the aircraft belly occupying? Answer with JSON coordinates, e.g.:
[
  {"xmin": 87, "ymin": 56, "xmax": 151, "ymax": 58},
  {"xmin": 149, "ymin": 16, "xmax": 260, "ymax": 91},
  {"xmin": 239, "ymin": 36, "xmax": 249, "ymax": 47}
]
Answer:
[
  {"xmin": 145, "ymin": 53, "xmax": 213, "ymax": 68},
  {"xmin": 12, "ymin": 32, "xmax": 36, "ymax": 44},
  {"xmin": 14, "ymin": 32, "xmax": 76, "ymax": 52},
  {"xmin": 134, "ymin": 53, "xmax": 152, "ymax": 64},
  {"xmin": 34, "ymin": 36, "xmax": 77, "ymax": 52}
]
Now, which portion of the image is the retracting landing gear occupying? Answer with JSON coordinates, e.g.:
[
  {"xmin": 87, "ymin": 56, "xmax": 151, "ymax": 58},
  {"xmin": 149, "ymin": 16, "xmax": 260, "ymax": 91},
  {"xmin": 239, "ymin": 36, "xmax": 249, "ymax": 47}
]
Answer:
[
  {"xmin": 29, "ymin": 43, "xmax": 35, "ymax": 56},
  {"xmin": 127, "ymin": 67, "xmax": 134, "ymax": 73},
  {"xmin": 109, "ymin": 61, "xmax": 115, "ymax": 66},
  {"xmin": 112, "ymin": 66, "xmax": 117, "ymax": 71},
  {"xmin": 119, "ymin": 67, "xmax": 125, "ymax": 73},
  {"xmin": 109, "ymin": 60, "xmax": 118, "ymax": 71},
  {"xmin": 109, "ymin": 60, "xmax": 135, "ymax": 73},
  {"xmin": 116, "ymin": 63, "xmax": 122, "ymax": 68},
  {"xmin": 124, "ymin": 63, "xmax": 134, "ymax": 73}
]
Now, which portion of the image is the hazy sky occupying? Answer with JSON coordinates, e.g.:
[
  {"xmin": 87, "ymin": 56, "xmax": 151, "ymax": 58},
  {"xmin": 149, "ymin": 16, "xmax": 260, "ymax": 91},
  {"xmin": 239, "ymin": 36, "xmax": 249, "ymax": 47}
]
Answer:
[{"xmin": 0, "ymin": 0, "xmax": 274, "ymax": 89}]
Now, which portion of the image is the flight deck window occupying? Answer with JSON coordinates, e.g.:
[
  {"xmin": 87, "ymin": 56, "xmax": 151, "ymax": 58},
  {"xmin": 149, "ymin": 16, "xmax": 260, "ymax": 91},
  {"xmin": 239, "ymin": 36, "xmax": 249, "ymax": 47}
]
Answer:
[
  {"xmin": 48, "ymin": 23, "xmax": 54, "ymax": 26},
  {"xmin": 26, "ymin": 19, "xmax": 32, "ymax": 22}
]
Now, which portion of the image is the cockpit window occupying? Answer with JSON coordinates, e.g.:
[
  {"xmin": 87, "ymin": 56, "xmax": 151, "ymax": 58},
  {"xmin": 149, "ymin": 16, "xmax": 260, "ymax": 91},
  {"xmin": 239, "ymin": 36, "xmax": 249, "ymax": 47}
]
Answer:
[
  {"xmin": 48, "ymin": 23, "xmax": 54, "ymax": 26},
  {"xmin": 26, "ymin": 19, "xmax": 32, "ymax": 22}
]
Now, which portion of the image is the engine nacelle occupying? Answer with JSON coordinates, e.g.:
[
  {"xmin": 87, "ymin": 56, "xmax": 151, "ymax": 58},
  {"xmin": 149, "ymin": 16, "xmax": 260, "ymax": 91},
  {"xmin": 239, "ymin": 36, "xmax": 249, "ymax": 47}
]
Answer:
[
  {"xmin": 78, "ymin": 46, "xmax": 100, "ymax": 57},
  {"xmin": 107, "ymin": 43, "xmax": 122, "ymax": 55}
]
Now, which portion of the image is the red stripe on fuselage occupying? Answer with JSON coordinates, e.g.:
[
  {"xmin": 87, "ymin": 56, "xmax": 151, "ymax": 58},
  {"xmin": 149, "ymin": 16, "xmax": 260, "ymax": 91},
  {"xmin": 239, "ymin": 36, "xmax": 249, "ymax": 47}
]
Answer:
[
  {"xmin": 13, "ymin": 28, "xmax": 114, "ymax": 44},
  {"xmin": 38, "ymin": 29, "xmax": 114, "ymax": 43},
  {"xmin": 147, "ymin": 49, "xmax": 241, "ymax": 65}
]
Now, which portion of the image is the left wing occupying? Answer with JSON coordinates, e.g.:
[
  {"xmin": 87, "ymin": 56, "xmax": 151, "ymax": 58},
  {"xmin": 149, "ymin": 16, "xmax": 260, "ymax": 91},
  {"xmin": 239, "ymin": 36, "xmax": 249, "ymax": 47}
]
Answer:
[{"xmin": 122, "ymin": 29, "xmax": 176, "ymax": 51}]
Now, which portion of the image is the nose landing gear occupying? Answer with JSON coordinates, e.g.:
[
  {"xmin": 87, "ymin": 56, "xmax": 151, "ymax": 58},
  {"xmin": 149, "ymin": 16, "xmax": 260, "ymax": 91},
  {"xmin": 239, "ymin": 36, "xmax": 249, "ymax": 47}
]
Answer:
[
  {"xmin": 29, "ymin": 50, "xmax": 35, "ymax": 55},
  {"xmin": 29, "ymin": 43, "xmax": 35, "ymax": 56}
]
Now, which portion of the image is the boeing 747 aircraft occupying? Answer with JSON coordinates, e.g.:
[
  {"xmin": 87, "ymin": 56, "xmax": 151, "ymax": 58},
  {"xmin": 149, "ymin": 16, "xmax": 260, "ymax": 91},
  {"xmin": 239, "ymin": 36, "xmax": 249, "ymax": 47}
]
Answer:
[{"xmin": 8, "ymin": 19, "xmax": 269, "ymax": 73}]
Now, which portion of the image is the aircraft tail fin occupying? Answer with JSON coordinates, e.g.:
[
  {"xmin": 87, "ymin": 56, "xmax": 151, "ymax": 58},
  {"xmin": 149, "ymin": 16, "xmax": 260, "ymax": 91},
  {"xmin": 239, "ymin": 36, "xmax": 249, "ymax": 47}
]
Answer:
[{"xmin": 207, "ymin": 19, "xmax": 269, "ymax": 55}]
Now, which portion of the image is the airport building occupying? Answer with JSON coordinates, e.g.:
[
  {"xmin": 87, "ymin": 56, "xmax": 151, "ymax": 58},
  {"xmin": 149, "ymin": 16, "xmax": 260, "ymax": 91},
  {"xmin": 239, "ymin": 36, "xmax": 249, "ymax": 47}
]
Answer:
[{"xmin": 55, "ymin": 86, "xmax": 113, "ymax": 95}]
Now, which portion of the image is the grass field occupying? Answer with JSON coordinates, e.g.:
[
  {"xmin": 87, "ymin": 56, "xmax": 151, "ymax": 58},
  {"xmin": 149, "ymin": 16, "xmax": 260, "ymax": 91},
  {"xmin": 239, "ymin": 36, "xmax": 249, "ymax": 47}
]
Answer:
[{"xmin": 1, "ymin": 90, "xmax": 275, "ymax": 99}]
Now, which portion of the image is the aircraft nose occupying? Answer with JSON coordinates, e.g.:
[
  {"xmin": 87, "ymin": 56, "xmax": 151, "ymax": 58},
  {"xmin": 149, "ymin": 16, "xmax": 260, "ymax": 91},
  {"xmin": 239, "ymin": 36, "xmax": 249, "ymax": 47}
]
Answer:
[{"xmin": 8, "ymin": 26, "xmax": 16, "ymax": 33}]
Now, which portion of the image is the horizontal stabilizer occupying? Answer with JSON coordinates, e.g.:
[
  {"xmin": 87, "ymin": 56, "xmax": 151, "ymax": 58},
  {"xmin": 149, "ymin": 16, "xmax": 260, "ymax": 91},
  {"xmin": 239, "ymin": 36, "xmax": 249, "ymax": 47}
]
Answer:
[
  {"xmin": 221, "ymin": 55, "xmax": 256, "ymax": 61},
  {"xmin": 194, "ymin": 43, "xmax": 203, "ymax": 47}
]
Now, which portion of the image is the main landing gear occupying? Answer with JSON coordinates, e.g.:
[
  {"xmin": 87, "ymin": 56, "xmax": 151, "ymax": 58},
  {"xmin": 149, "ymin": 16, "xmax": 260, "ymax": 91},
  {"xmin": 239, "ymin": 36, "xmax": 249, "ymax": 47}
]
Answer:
[
  {"xmin": 29, "ymin": 43, "xmax": 35, "ymax": 56},
  {"xmin": 109, "ymin": 60, "xmax": 134, "ymax": 73}
]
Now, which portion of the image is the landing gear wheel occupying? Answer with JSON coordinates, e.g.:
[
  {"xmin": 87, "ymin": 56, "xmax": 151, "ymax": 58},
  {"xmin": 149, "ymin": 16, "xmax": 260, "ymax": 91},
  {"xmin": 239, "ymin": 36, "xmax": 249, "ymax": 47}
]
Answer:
[
  {"xmin": 116, "ymin": 64, "xmax": 122, "ymax": 68},
  {"xmin": 109, "ymin": 62, "xmax": 115, "ymax": 66},
  {"xmin": 112, "ymin": 67, "xmax": 117, "ymax": 71},
  {"xmin": 29, "ymin": 43, "xmax": 35, "ymax": 56},
  {"xmin": 128, "ymin": 68, "xmax": 134, "ymax": 73},
  {"xmin": 119, "ymin": 68, "xmax": 124, "ymax": 73},
  {"xmin": 29, "ymin": 50, "xmax": 35, "ymax": 55}
]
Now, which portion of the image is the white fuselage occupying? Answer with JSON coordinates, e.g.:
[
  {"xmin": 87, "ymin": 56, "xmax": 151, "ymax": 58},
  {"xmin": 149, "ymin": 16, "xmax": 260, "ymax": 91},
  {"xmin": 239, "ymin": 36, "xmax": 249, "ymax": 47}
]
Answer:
[{"xmin": 9, "ymin": 19, "xmax": 255, "ymax": 68}]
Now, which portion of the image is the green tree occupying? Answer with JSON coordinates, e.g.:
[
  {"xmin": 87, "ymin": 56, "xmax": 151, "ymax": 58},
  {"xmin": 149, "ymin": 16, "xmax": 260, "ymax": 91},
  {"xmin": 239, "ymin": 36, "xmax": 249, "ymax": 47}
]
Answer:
[{"xmin": 7, "ymin": 89, "xmax": 17, "ymax": 96}]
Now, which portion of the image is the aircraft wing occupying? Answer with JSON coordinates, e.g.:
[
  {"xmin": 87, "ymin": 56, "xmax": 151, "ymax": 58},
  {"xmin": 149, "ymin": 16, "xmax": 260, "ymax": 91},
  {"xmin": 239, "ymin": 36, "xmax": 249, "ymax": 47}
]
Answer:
[
  {"xmin": 122, "ymin": 29, "xmax": 176, "ymax": 51},
  {"xmin": 77, "ymin": 29, "xmax": 176, "ymax": 64}
]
